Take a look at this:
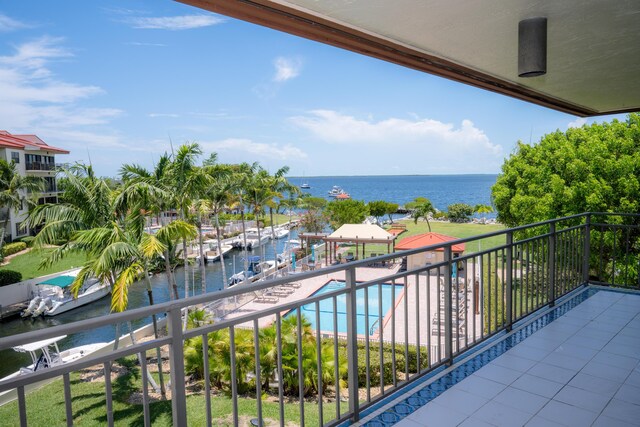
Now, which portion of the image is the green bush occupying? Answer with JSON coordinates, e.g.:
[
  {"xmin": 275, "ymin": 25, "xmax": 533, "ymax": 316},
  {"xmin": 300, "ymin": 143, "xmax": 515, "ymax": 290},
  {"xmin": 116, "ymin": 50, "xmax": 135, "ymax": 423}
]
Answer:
[
  {"xmin": 2, "ymin": 242, "xmax": 27, "ymax": 257},
  {"xmin": 0, "ymin": 270, "xmax": 22, "ymax": 286},
  {"xmin": 19, "ymin": 236, "xmax": 35, "ymax": 247},
  {"xmin": 339, "ymin": 341, "xmax": 429, "ymax": 388}
]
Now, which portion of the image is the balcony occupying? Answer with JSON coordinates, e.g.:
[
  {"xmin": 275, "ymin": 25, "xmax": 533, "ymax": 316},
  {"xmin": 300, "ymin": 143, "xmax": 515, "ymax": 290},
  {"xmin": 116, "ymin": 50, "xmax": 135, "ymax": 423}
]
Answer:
[
  {"xmin": 0, "ymin": 213, "xmax": 638, "ymax": 426},
  {"xmin": 25, "ymin": 162, "xmax": 55, "ymax": 172}
]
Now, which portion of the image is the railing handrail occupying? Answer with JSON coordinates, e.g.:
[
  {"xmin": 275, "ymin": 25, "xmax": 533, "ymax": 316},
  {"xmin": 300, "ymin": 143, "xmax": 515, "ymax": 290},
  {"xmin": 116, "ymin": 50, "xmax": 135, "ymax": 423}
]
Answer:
[{"xmin": 2, "ymin": 211, "xmax": 638, "ymax": 350}]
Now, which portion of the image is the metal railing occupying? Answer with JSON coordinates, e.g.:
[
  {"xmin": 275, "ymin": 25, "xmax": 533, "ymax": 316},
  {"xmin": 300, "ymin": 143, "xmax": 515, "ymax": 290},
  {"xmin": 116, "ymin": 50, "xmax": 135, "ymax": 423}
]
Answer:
[
  {"xmin": 0, "ymin": 212, "xmax": 637, "ymax": 426},
  {"xmin": 24, "ymin": 162, "xmax": 55, "ymax": 171}
]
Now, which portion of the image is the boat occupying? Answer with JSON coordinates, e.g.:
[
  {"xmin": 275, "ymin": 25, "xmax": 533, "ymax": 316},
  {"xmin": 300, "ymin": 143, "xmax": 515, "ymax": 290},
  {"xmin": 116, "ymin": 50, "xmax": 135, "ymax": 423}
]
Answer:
[
  {"xmin": 245, "ymin": 228, "xmax": 270, "ymax": 245},
  {"xmin": 328, "ymin": 185, "xmax": 344, "ymax": 197},
  {"xmin": 0, "ymin": 335, "xmax": 107, "ymax": 405},
  {"xmin": 270, "ymin": 226, "xmax": 290, "ymax": 239},
  {"xmin": 205, "ymin": 243, "xmax": 233, "ymax": 262},
  {"xmin": 228, "ymin": 256, "xmax": 262, "ymax": 286},
  {"xmin": 335, "ymin": 192, "xmax": 351, "ymax": 200},
  {"xmin": 22, "ymin": 271, "xmax": 110, "ymax": 317},
  {"xmin": 300, "ymin": 182, "xmax": 311, "ymax": 189}
]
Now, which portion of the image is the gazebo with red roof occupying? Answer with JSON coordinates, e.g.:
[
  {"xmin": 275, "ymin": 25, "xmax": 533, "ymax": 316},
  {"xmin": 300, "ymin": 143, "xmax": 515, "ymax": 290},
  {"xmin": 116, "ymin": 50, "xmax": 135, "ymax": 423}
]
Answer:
[{"xmin": 395, "ymin": 232, "xmax": 465, "ymax": 271}]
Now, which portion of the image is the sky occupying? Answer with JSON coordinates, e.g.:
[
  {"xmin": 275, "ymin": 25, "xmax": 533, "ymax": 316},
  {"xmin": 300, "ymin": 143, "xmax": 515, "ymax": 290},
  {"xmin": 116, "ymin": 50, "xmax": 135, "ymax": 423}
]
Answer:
[{"xmin": 0, "ymin": 1, "xmax": 627, "ymax": 177}]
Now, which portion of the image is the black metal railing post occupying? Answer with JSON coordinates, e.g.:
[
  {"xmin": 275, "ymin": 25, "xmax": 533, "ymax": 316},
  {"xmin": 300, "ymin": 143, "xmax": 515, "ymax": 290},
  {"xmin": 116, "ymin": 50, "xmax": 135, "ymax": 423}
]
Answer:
[
  {"xmin": 444, "ymin": 245, "xmax": 453, "ymax": 366},
  {"xmin": 583, "ymin": 214, "xmax": 591, "ymax": 285},
  {"xmin": 345, "ymin": 265, "xmax": 360, "ymax": 421},
  {"xmin": 548, "ymin": 222, "xmax": 556, "ymax": 307},
  {"xmin": 506, "ymin": 231, "xmax": 513, "ymax": 331}
]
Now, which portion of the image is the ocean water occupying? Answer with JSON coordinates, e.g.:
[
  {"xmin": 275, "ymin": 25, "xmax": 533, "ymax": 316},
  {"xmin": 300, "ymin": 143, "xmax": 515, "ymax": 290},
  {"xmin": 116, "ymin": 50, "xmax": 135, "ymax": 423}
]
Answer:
[{"xmin": 292, "ymin": 174, "xmax": 497, "ymax": 214}]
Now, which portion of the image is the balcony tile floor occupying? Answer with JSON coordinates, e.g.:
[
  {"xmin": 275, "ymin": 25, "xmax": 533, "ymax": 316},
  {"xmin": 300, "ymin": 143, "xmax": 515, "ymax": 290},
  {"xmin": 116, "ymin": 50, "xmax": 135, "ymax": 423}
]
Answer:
[{"xmin": 360, "ymin": 288, "xmax": 640, "ymax": 427}]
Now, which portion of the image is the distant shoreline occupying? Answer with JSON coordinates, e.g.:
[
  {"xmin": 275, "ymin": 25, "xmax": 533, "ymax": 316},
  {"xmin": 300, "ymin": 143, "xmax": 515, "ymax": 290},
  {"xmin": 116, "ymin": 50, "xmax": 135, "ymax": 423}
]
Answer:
[{"xmin": 289, "ymin": 173, "xmax": 499, "ymax": 179}]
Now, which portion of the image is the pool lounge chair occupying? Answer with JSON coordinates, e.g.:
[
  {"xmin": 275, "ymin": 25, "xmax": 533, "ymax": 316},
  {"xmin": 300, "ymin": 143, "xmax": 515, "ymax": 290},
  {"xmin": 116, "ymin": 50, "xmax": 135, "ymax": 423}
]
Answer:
[{"xmin": 255, "ymin": 294, "xmax": 279, "ymax": 304}]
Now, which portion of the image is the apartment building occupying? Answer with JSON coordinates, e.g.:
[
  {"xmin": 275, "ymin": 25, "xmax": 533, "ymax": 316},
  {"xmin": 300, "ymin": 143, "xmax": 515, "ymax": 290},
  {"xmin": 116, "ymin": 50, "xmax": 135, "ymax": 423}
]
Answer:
[{"xmin": 0, "ymin": 131, "xmax": 69, "ymax": 242}]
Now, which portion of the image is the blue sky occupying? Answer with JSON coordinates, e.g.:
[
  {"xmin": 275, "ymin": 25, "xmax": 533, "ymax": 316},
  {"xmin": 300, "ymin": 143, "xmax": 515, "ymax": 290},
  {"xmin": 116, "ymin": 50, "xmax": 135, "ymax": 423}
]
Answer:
[{"xmin": 0, "ymin": 1, "xmax": 626, "ymax": 177}]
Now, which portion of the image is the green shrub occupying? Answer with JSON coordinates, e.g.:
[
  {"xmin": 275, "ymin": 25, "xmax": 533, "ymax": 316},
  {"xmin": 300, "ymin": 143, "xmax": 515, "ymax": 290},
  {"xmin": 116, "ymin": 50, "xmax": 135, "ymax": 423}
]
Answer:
[
  {"xmin": 0, "ymin": 270, "xmax": 22, "ymax": 286},
  {"xmin": 338, "ymin": 341, "xmax": 429, "ymax": 388},
  {"xmin": 2, "ymin": 242, "xmax": 27, "ymax": 257},
  {"xmin": 19, "ymin": 236, "xmax": 35, "ymax": 247}
]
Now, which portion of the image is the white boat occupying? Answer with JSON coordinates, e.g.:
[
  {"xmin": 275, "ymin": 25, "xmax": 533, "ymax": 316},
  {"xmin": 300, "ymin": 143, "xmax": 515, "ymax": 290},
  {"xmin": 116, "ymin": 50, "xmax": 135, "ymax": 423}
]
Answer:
[
  {"xmin": 328, "ymin": 185, "xmax": 349, "ymax": 197},
  {"xmin": 268, "ymin": 226, "xmax": 289, "ymax": 239},
  {"xmin": 22, "ymin": 271, "xmax": 110, "ymax": 317},
  {"xmin": 205, "ymin": 244, "xmax": 233, "ymax": 262},
  {"xmin": 300, "ymin": 182, "xmax": 310, "ymax": 189},
  {"xmin": 245, "ymin": 228, "xmax": 270, "ymax": 245},
  {"xmin": 0, "ymin": 335, "xmax": 107, "ymax": 406}
]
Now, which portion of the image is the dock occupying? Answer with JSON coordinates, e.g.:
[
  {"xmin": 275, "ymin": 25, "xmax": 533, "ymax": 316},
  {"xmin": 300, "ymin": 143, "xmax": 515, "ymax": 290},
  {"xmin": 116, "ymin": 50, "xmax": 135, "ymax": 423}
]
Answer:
[{"xmin": 0, "ymin": 302, "xmax": 27, "ymax": 321}]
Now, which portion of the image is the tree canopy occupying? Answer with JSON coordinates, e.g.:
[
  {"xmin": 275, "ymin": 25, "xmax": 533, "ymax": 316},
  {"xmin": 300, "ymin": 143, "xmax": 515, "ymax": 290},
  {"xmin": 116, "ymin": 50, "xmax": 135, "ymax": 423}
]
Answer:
[
  {"xmin": 447, "ymin": 203, "xmax": 474, "ymax": 223},
  {"xmin": 325, "ymin": 199, "xmax": 369, "ymax": 230},
  {"xmin": 492, "ymin": 114, "xmax": 640, "ymax": 226}
]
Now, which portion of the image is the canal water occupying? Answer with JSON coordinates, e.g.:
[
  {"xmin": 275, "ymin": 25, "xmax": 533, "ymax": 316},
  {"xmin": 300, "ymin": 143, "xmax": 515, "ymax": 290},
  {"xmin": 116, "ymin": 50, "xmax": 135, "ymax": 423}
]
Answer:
[{"xmin": 0, "ymin": 231, "xmax": 298, "ymax": 378}]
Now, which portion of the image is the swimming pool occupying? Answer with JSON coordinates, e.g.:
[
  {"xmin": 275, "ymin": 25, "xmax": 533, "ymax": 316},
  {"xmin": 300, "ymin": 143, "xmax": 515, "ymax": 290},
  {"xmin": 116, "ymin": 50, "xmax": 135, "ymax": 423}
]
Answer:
[{"xmin": 288, "ymin": 280, "xmax": 403, "ymax": 335}]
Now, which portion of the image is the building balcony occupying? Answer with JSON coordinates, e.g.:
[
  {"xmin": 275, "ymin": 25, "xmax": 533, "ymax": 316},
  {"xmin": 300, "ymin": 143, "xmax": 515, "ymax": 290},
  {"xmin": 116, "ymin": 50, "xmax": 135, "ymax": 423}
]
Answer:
[
  {"xmin": 0, "ymin": 212, "xmax": 638, "ymax": 426},
  {"xmin": 25, "ymin": 162, "xmax": 55, "ymax": 172}
]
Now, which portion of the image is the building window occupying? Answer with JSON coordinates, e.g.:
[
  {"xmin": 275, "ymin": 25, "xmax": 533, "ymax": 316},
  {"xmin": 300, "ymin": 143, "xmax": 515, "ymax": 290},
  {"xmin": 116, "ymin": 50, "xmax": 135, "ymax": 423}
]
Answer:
[
  {"xmin": 16, "ymin": 221, "xmax": 28, "ymax": 237},
  {"xmin": 11, "ymin": 152, "xmax": 19, "ymax": 163}
]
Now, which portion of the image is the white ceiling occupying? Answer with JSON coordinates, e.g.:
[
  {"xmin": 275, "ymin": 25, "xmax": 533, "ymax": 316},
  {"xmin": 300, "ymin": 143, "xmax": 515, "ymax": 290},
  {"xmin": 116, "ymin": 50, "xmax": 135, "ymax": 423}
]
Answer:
[{"xmin": 182, "ymin": 0, "xmax": 640, "ymax": 115}]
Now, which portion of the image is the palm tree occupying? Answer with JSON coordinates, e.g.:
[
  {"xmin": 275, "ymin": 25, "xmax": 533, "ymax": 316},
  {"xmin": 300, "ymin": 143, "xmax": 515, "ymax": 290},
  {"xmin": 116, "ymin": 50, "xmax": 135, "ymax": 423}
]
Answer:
[
  {"xmin": 230, "ymin": 162, "xmax": 258, "ymax": 284},
  {"xmin": 203, "ymin": 163, "xmax": 234, "ymax": 288},
  {"xmin": 119, "ymin": 156, "xmax": 183, "ymax": 299},
  {"xmin": 168, "ymin": 143, "xmax": 208, "ymax": 299},
  {"xmin": 25, "ymin": 163, "xmax": 113, "ymax": 267},
  {"xmin": 265, "ymin": 167, "xmax": 296, "ymax": 271},
  {"xmin": 412, "ymin": 198, "xmax": 435, "ymax": 232},
  {"xmin": 0, "ymin": 159, "xmax": 43, "ymax": 252},
  {"xmin": 248, "ymin": 168, "xmax": 273, "ymax": 262}
]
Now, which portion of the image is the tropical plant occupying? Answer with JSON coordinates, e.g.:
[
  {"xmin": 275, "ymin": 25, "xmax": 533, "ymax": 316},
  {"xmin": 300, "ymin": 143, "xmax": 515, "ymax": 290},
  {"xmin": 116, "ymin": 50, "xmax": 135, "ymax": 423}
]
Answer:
[
  {"xmin": 447, "ymin": 203, "xmax": 474, "ymax": 223},
  {"xmin": 325, "ymin": 199, "xmax": 369, "ymax": 230},
  {"xmin": 367, "ymin": 200, "xmax": 388, "ymax": 224},
  {"xmin": 411, "ymin": 197, "xmax": 435, "ymax": 231},
  {"xmin": 0, "ymin": 159, "xmax": 43, "ymax": 253}
]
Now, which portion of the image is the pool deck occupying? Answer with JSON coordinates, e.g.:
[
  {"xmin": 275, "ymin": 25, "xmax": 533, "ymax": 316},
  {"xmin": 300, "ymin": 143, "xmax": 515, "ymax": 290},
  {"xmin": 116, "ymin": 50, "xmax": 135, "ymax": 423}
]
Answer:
[
  {"xmin": 221, "ymin": 263, "xmax": 405, "ymax": 329},
  {"xmin": 217, "ymin": 262, "xmax": 483, "ymax": 353}
]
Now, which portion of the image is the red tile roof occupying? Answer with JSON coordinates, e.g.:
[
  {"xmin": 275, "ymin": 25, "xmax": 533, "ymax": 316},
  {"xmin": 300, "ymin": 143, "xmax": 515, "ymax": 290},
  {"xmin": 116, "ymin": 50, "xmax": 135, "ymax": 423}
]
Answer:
[
  {"xmin": 0, "ymin": 131, "xmax": 69, "ymax": 154},
  {"xmin": 395, "ymin": 232, "xmax": 465, "ymax": 252}
]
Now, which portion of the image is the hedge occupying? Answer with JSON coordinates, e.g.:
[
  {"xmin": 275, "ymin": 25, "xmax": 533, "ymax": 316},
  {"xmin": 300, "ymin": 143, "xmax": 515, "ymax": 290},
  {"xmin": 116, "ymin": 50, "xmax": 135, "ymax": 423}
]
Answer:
[
  {"xmin": 2, "ymin": 242, "xmax": 27, "ymax": 257},
  {"xmin": 335, "ymin": 340, "xmax": 430, "ymax": 388},
  {"xmin": 0, "ymin": 270, "xmax": 22, "ymax": 286},
  {"xmin": 19, "ymin": 236, "xmax": 35, "ymax": 248}
]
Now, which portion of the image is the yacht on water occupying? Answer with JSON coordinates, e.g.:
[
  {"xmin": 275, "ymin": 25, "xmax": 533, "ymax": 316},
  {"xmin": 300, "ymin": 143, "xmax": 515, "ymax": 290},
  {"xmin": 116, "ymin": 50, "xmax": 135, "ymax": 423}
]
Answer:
[
  {"xmin": 21, "ymin": 271, "xmax": 110, "ymax": 317},
  {"xmin": 328, "ymin": 185, "xmax": 350, "ymax": 198}
]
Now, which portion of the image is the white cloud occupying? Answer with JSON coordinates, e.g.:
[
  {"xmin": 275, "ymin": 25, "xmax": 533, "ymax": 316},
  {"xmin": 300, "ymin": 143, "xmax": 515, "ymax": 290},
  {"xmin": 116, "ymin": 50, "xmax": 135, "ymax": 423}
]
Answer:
[
  {"xmin": 0, "ymin": 37, "xmax": 123, "ymax": 150},
  {"xmin": 148, "ymin": 113, "xmax": 180, "ymax": 118},
  {"xmin": 273, "ymin": 57, "xmax": 302, "ymax": 82},
  {"xmin": 290, "ymin": 110, "xmax": 503, "ymax": 173},
  {"xmin": 125, "ymin": 42, "xmax": 168, "ymax": 47},
  {"xmin": 567, "ymin": 117, "xmax": 587, "ymax": 128},
  {"xmin": 200, "ymin": 138, "xmax": 308, "ymax": 161},
  {"xmin": 0, "ymin": 13, "xmax": 31, "ymax": 32},
  {"xmin": 126, "ymin": 15, "xmax": 224, "ymax": 30}
]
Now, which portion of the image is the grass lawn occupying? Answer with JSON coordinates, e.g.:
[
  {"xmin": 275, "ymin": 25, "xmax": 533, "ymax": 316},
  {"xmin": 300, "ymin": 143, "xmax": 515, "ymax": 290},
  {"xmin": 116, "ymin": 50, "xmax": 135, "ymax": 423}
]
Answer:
[
  {"xmin": 0, "ymin": 249, "xmax": 87, "ymax": 280},
  {"xmin": 0, "ymin": 360, "xmax": 335, "ymax": 427},
  {"xmin": 355, "ymin": 220, "xmax": 506, "ymax": 258},
  {"xmin": 401, "ymin": 220, "xmax": 507, "ymax": 254}
]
